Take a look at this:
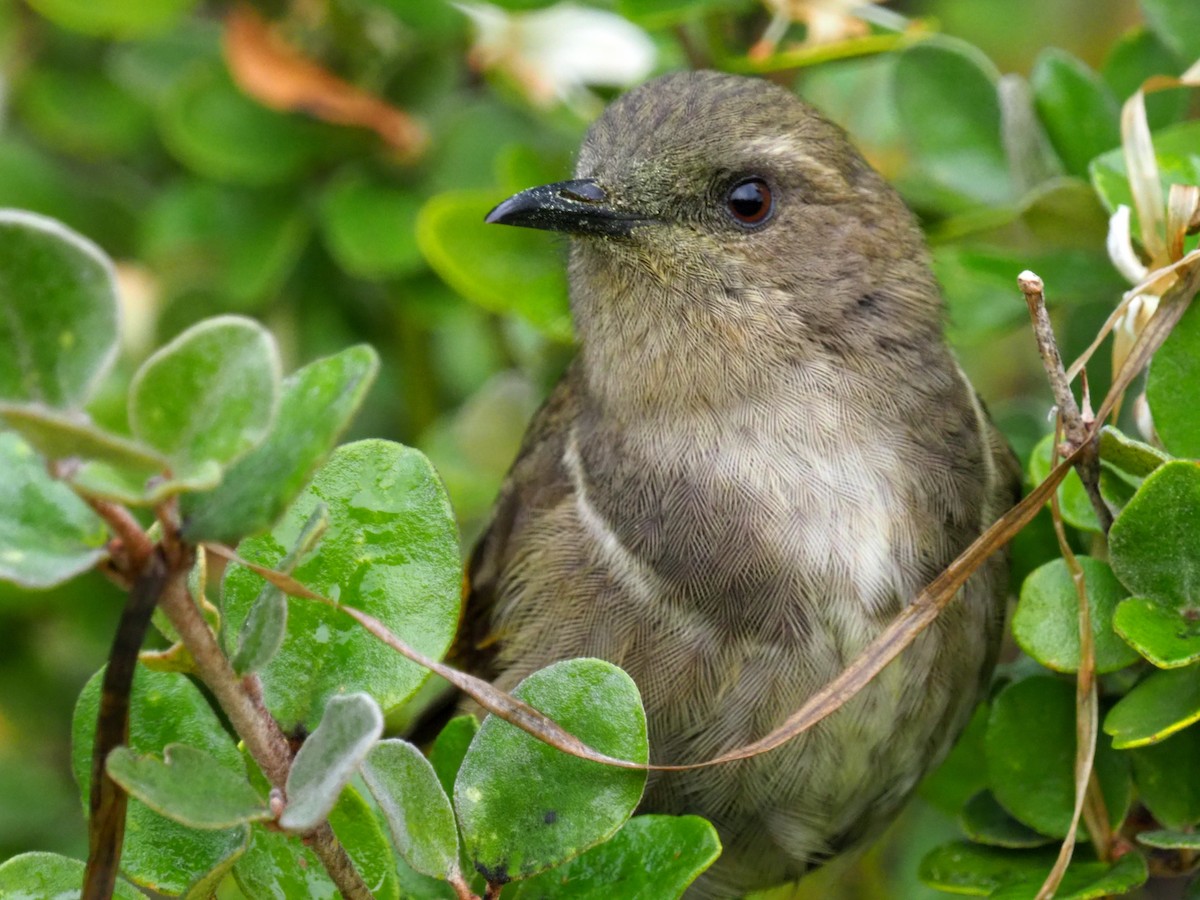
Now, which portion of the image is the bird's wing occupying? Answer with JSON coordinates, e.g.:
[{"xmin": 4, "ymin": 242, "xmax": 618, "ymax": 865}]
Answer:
[{"xmin": 455, "ymin": 364, "xmax": 583, "ymax": 679}]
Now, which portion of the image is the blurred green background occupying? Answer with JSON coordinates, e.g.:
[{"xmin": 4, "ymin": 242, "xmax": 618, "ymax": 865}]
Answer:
[{"xmin": 0, "ymin": 0, "xmax": 1187, "ymax": 895}]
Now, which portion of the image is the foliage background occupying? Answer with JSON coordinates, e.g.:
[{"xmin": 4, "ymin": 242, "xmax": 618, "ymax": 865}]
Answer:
[{"xmin": 0, "ymin": 0, "xmax": 1191, "ymax": 896}]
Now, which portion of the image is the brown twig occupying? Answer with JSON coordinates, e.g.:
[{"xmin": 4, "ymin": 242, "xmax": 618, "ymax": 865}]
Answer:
[
  {"xmin": 1018, "ymin": 271, "xmax": 1113, "ymax": 533},
  {"xmin": 86, "ymin": 498, "xmax": 155, "ymax": 575},
  {"xmin": 82, "ymin": 548, "xmax": 170, "ymax": 900},
  {"xmin": 448, "ymin": 872, "xmax": 481, "ymax": 900},
  {"xmin": 156, "ymin": 576, "xmax": 375, "ymax": 900},
  {"xmin": 483, "ymin": 881, "xmax": 505, "ymax": 900}
]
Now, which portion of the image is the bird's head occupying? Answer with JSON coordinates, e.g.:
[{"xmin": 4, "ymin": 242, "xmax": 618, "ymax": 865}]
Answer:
[{"xmin": 486, "ymin": 70, "xmax": 944, "ymax": 410}]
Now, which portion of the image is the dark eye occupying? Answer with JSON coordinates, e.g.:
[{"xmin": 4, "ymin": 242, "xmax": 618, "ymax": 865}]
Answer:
[{"xmin": 726, "ymin": 178, "xmax": 773, "ymax": 226}]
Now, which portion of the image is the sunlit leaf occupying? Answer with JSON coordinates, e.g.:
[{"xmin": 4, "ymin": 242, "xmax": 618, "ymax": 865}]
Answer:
[
  {"xmin": 0, "ymin": 209, "xmax": 118, "ymax": 408},
  {"xmin": 1104, "ymin": 663, "xmax": 1200, "ymax": 748},
  {"xmin": 0, "ymin": 430, "xmax": 107, "ymax": 589},
  {"xmin": 0, "ymin": 852, "xmax": 143, "ymax": 899},
  {"xmin": 455, "ymin": 659, "xmax": 648, "ymax": 882},
  {"xmin": 280, "ymin": 693, "xmax": 384, "ymax": 832}
]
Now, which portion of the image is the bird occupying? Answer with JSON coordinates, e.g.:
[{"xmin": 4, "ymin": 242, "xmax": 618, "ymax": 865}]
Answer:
[{"xmin": 462, "ymin": 69, "xmax": 1021, "ymax": 898}]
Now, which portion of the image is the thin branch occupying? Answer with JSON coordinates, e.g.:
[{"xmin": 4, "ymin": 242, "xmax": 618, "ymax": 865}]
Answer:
[
  {"xmin": 82, "ymin": 549, "xmax": 169, "ymax": 900},
  {"xmin": 85, "ymin": 498, "xmax": 154, "ymax": 574},
  {"xmin": 156, "ymin": 576, "xmax": 375, "ymax": 900},
  {"xmin": 1018, "ymin": 271, "xmax": 1113, "ymax": 533}
]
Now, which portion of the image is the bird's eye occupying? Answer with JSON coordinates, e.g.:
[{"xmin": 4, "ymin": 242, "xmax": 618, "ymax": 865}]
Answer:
[{"xmin": 726, "ymin": 178, "xmax": 773, "ymax": 227}]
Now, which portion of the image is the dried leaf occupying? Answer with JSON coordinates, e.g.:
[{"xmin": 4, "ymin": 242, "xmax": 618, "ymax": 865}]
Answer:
[{"xmin": 223, "ymin": 4, "xmax": 425, "ymax": 158}]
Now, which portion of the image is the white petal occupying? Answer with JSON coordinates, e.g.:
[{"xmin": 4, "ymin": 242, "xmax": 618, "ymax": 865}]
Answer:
[
  {"xmin": 1107, "ymin": 204, "xmax": 1149, "ymax": 284},
  {"xmin": 521, "ymin": 4, "xmax": 656, "ymax": 93}
]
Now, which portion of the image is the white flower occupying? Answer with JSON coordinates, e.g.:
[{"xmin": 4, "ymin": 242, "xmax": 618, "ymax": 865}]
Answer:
[
  {"xmin": 458, "ymin": 2, "xmax": 656, "ymax": 110},
  {"xmin": 1105, "ymin": 205, "xmax": 1148, "ymax": 284}
]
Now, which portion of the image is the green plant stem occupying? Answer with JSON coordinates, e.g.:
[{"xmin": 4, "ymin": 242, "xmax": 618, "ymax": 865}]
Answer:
[{"xmin": 157, "ymin": 575, "xmax": 375, "ymax": 900}]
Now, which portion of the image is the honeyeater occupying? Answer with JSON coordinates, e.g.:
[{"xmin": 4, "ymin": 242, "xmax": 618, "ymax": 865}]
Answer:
[{"xmin": 461, "ymin": 70, "xmax": 1020, "ymax": 898}]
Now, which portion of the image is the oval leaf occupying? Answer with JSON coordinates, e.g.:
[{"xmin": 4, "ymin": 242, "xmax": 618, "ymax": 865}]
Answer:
[
  {"xmin": 72, "ymin": 665, "xmax": 249, "ymax": 894},
  {"xmin": 181, "ymin": 345, "xmax": 378, "ymax": 544},
  {"xmin": 455, "ymin": 658, "xmax": 648, "ymax": 884},
  {"xmin": 417, "ymin": 189, "xmax": 572, "ymax": 341},
  {"xmin": 987, "ymin": 852, "xmax": 1148, "ymax": 900},
  {"xmin": 1128, "ymin": 724, "xmax": 1200, "ymax": 830},
  {"xmin": 986, "ymin": 676, "xmax": 1131, "ymax": 837},
  {"xmin": 361, "ymin": 739, "xmax": 459, "ymax": 880},
  {"xmin": 129, "ymin": 314, "xmax": 281, "ymax": 472},
  {"xmin": 1030, "ymin": 49, "xmax": 1121, "ymax": 177},
  {"xmin": 319, "ymin": 168, "xmax": 426, "ymax": 280},
  {"xmin": 918, "ymin": 841, "xmax": 1059, "ymax": 896},
  {"xmin": 0, "ymin": 852, "xmax": 143, "ymax": 900},
  {"xmin": 0, "ymin": 430, "xmax": 107, "ymax": 588},
  {"xmin": 1148, "ymin": 302, "xmax": 1200, "ymax": 459},
  {"xmin": 959, "ymin": 791, "xmax": 1055, "ymax": 849},
  {"xmin": 509, "ymin": 815, "xmax": 721, "ymax": 899},
  {"xmin": 235, "ymin": 782, "xmax": 399, "ymax": 900},
  {"xmin": 280, "ymin": 692, "xmax": 383, "ymax": 832},
  {"xmin": 892, "ymin": 38, "xmax": 1013, "ymax": 210},
  {"xmin": 107, "ymin": 743, "xmax": 270, "ymax": 829},
  {"xmin": 0, "ymin": 209, "xmax": 118, "ymax": 408},
  {"xmin": 1113, "ymin": 596, "xmax": 1200, "ymax": 668},
  {"xmin": 221, "ymin": 439, "xmax": 461, "ymax": 730},
  {"xmin": 1012, "ymin": 556, "xmax": 1140, "ymax": 673},
  {"xmin": 23, "ymin": 0, "xmax": 196, "ymax": 38},
  {"xmin": 1109, "ymin": 461, "xmax": 1200, "ymax": 609},
  {"xmin": 1103, "ymin": 663, "xmax": 1200, "ymax": 748}
]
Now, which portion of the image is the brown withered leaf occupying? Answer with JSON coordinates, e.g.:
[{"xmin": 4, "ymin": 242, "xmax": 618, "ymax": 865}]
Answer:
[{"xmin": 223, "ymin": 4, "xmax": 426, "ymax": 159}]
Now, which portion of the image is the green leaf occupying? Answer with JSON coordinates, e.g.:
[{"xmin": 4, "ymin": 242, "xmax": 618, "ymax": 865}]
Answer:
[
  {"xmin": 986, "ymin": 676, "xmax": 1131, "ymax": 837},
  {"xmin": 987, "ymin": 852, "xmax": 1148, "ymax": 900},
  {"xmin": 1113, "ymin": 596, "xmax": 1200, "ymax": 668},
  {"xmin": 615, "ymin": 0, "xmax": 743, "ymax": 28},
  {"xmin": 1089, "ymin": 120, "xmax": 1200, "ymax": 236},
  {"xmin": 0, "ymin": 430, "xmax": 107, "ymax": 588},
  {"xmin": 1109, "ymin": 461, "xmax": 1200, "ymax": 609},
  {"xmin": 0, "ymin": 402, "xmax": 165, "ymax": 469},
  {"xmin": 17, "ymin": 68, "xmax": 155, "ymax": 160},
  {"xmin": 429, "ymin": 714, "xmax": 479, "ymax": 798},
  {"xmin": 1128, "ymin": 724, "xmax": 1200, "ymax": 829},
  {"xmin": 892, "ymin": 38, "xmax": 1014, "ymax": 212},
  {"xmin": 959, "ymin": 791, "xmax": 1056, "ymax": 849},
  {"xmin": 1136, "ymin": 829, "xmax": 1200, "ymax": 849},
  {"xmin": 1030, "ymin": 49, "xmax": 1121, "ymax": 177},
  {"xmin": 319, "ymin": 168, "xmax": 426, "ymax": 280},
  {"xmin": 1140, "ymin": 0, "xmax": 1200, "ymax": 70},
  {"xmin": 1104, "ymin": 663, "xmax": 1200, "ymax": 748},
  {"xmin": 280, "ymin": 693, "xmax": 384, "ymax": 832},
  {"xmin": 23, "ymin": 0, "xmax": 197, "ymax": 38},
  {"xmin": 181, "ymin": 345, "xmax": 378, "ymax": 544},
  {"xmin": 221, "ymin": 439, "xmax": 461, "ymax": 730},
  {"xmin": 235, "ymin": 783, "xmax": 399, "ymax": 900},
  {"xmin": 159, "ymin": 63, "xmax": 327, "ymax": 186},
  {"xmin": 1012, "ymin": 557, "xmax": 1140, "ymax": 673},
  {"xmin": 417, "ymin": 189, "xmax": 572, "ymax": 341},
  {"xmin": 1101, "ymin": 27, "xmax": 1188, "ymax": 130},
  {"xmin": 1148, "ymin": 302, "xmax": 1200, "ymax": 458},
  {"xmin": 72, "ymin": 665, "xmax": 250, "ymax": 894},
  {"xmin": 107, "ymin": 743, "xmax": 270, "ymax": 829},
  {"xmin": 1027, "ymin": 432, "xmax": 1103, "ymax": 532},
  {"xmin": 0, "ymin": 852, "xmax": 144, "ymax": 900},
  {"xmin": 455, "ymin": 659, "xmax": 648, "ymax": 883},
  {"xmin": 68, "ymin": 457, "xmax": 222, "ymax": 507},
  {"xmin": 232, "ymin": 504, "xmax": 328, "ymax": 676},
  {"xmin": 0, "ymin": 209, "xmax": 119, "ymax": 408},
  {"xmin": 509, "ymin": 814, "xmax": 721, "ymax": 899},
  {"xmin": 932, "ymin": 180, "xmax": 1122, "ymax": 345},
  {"xmin": 917, "ymin": 841, "xmax": 1058, "ymax": 896},
  {"xmin": 141, "ymin": 180, "xmax": 310, "ymax": 309},
  {"xmin": 362, "ymin": 738, "xmax": 460, "ymax": 880},
  {"xmin": 1099, "ymin": 426, "xmax": 1171, "ymax": 480},
  {"xmin": 129, "ymin": 315, "xmax": 281, "ymax": 473}
]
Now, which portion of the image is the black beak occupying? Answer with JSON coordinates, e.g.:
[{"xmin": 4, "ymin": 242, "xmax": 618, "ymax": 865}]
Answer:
[{"xmin": 485, "ymin": 179, "xmax": 651, "ymax": 237}]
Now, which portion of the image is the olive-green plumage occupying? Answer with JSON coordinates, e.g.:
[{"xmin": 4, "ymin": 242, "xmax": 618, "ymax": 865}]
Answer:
[{"xmin": 465, "ymin": 70, "xmax": 1020, "ymax": 898}]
